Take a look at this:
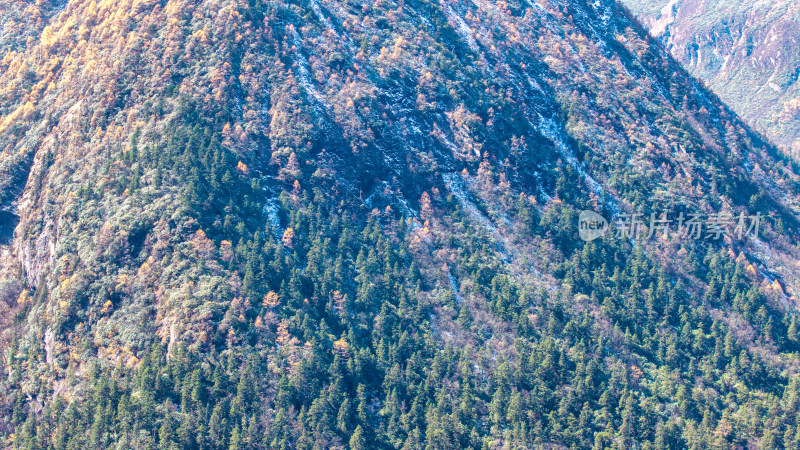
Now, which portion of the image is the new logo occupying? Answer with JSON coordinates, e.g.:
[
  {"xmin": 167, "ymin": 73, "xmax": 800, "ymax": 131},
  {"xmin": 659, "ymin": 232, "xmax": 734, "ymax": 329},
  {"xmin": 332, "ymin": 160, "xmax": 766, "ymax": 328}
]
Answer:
[{"xmin": 578, "ymin": 210, "xmax": 608, "ymax": 242}]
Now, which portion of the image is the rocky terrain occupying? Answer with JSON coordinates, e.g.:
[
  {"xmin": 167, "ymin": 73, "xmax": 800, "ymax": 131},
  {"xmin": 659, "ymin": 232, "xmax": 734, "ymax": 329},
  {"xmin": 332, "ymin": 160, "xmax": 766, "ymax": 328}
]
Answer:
[{"xmin": 622, "ymin": 0, "xmax": 800, "ymax": 157}]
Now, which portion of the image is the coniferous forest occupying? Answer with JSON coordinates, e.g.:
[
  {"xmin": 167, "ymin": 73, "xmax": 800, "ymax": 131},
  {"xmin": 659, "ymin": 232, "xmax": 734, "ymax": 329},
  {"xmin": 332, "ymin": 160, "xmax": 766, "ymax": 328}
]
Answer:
[{"xmin": 1, "ymin": 0, "xmax": 800, "ymax": 448}]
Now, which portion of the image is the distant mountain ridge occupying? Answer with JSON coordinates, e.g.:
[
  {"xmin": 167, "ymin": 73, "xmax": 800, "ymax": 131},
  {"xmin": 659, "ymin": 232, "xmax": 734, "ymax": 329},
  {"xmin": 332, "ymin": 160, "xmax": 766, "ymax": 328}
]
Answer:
[{"xmin": 621, "ymin": 0, "xmax": 800, "ymax": 157}]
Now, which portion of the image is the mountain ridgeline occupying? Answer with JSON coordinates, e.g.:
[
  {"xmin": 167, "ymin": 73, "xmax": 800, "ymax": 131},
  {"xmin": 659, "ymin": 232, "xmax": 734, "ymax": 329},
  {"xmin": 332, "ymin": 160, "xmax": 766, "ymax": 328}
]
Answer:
[
  {"xmin": 1, "ymin": 0, "xmax": 800, "ymax": 448},
  {"xmin": 621, "ymin": 0, "xmax": 800, "ymax": 157}
]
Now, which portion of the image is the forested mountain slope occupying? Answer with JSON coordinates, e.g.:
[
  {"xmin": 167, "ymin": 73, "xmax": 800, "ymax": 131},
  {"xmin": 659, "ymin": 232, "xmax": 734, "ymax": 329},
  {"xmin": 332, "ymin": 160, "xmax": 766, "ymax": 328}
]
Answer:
[
  {"xmin": 621, "ymin": 0, "xmax": 800, "ymax": 158},
  {"xmin": 0, "ymin": 1, "xmax": 66, "ymax": 55},
  {"xmin": 1, "ymin": 0, "xmax": 800, "ymax": 448}
]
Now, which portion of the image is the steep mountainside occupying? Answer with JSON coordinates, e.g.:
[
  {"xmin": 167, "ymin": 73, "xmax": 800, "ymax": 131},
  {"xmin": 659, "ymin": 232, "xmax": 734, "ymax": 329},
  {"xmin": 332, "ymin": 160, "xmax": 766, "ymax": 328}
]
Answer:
[
  {"xmin": 0, "ymin": 1, "xmax": 67, "ymax": 54},
  {"xmin": 1, "ymin": 0, "xmax": 800, "ymax": 448},
  {"xmin": 621, "ymin": 0, "xmax": 800, "ymax": 157}
]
